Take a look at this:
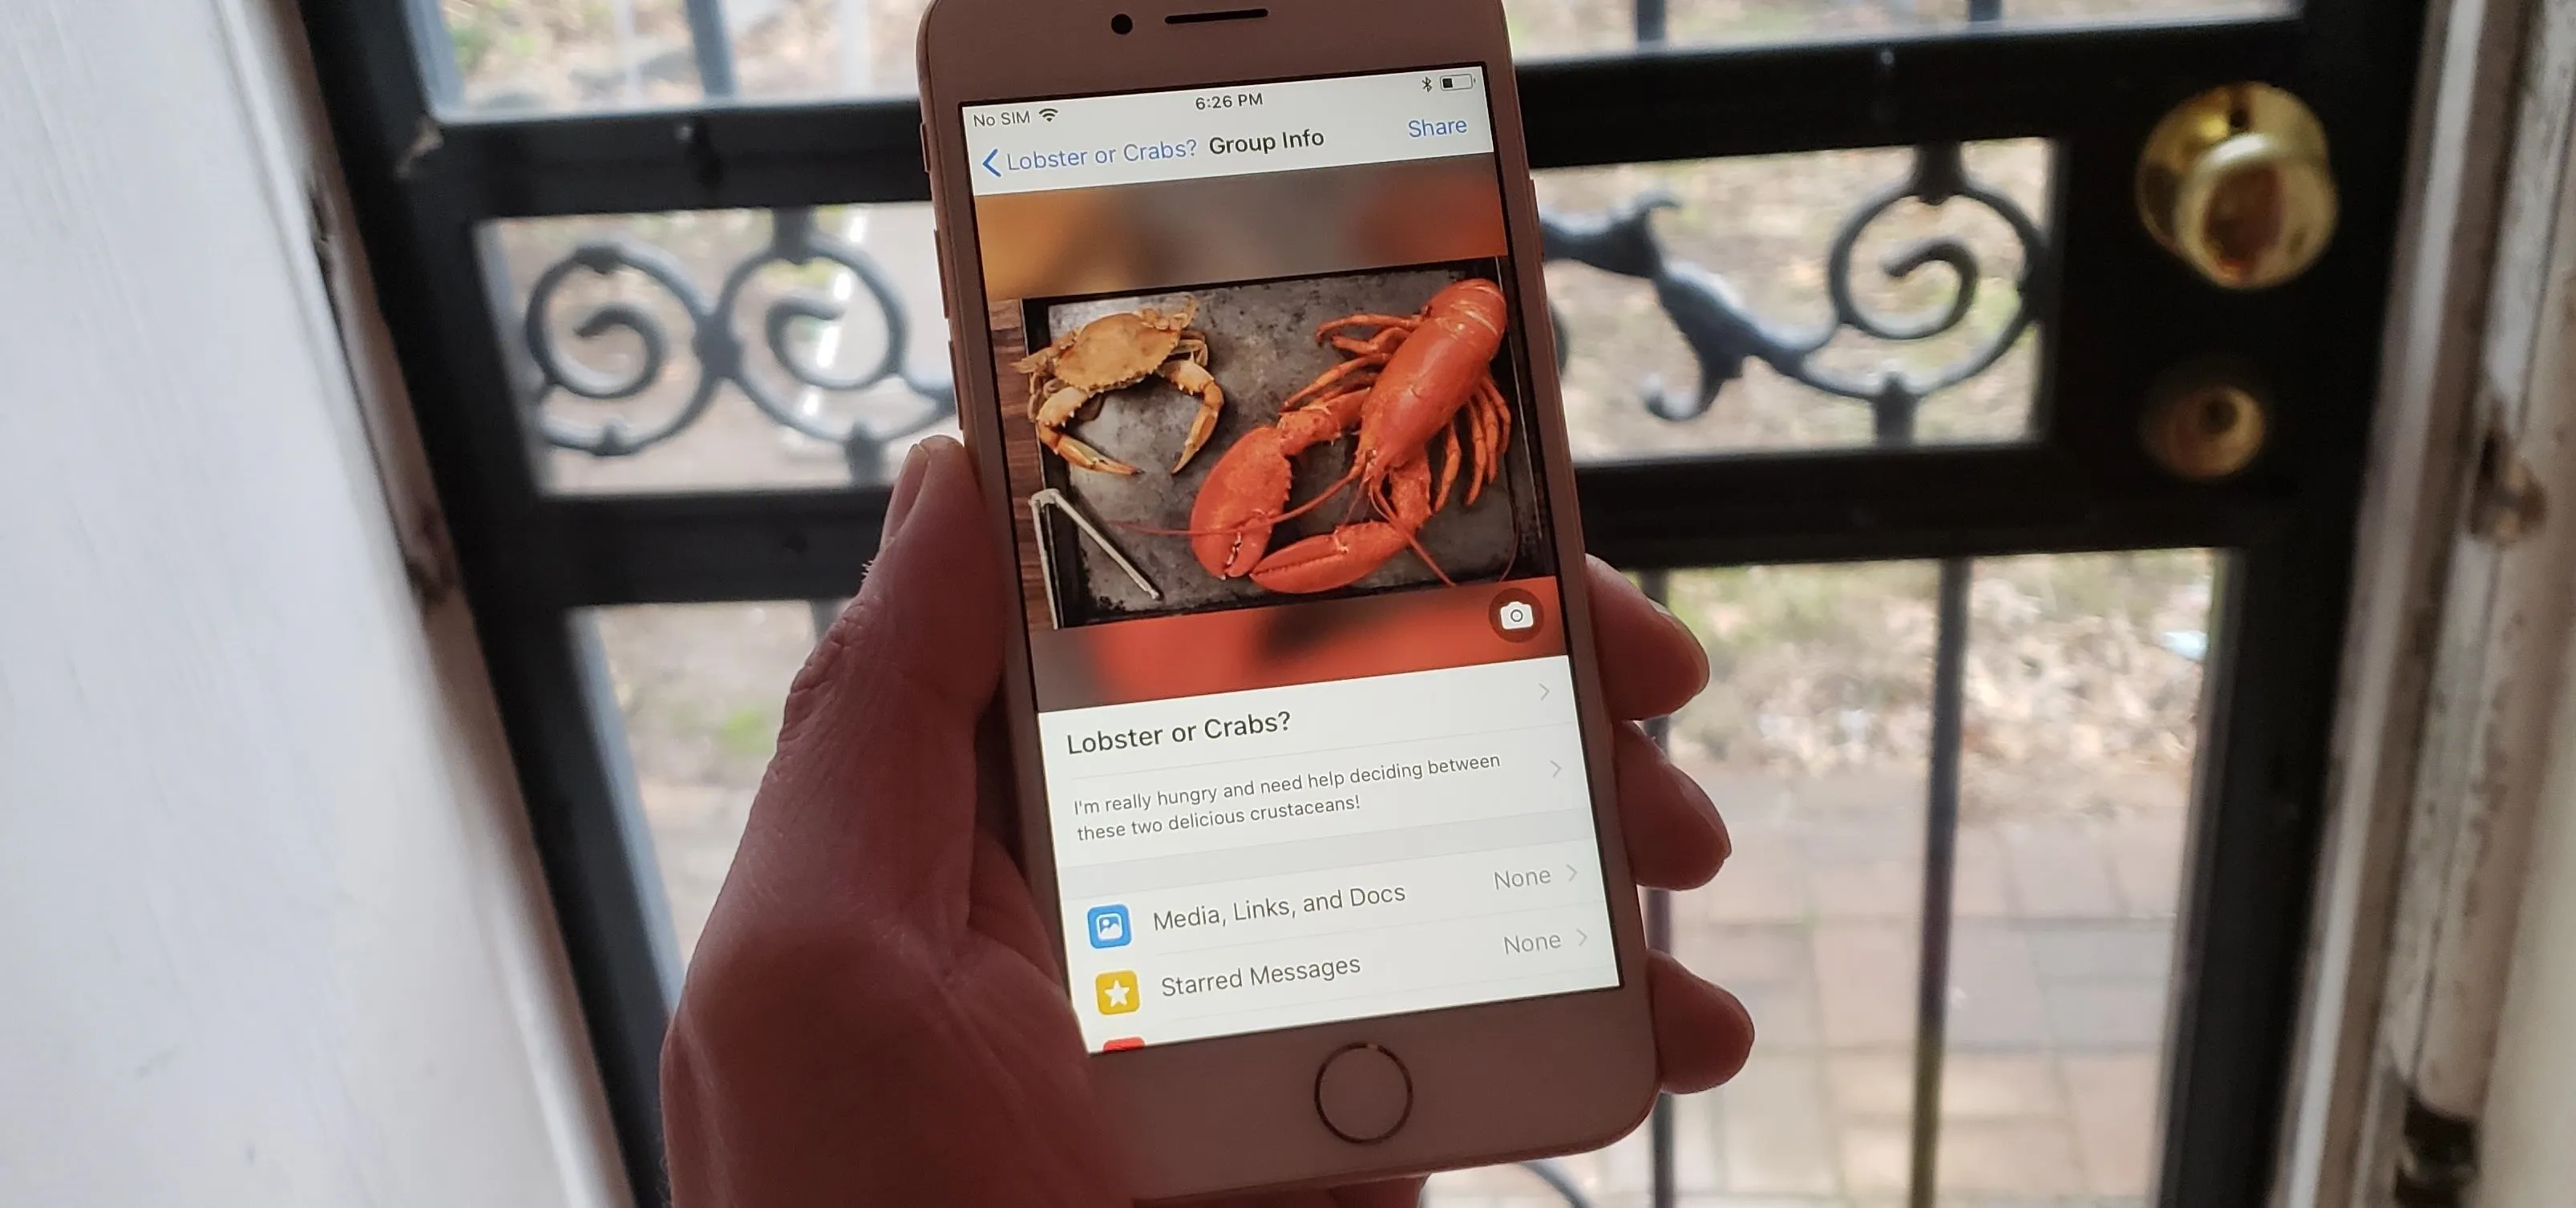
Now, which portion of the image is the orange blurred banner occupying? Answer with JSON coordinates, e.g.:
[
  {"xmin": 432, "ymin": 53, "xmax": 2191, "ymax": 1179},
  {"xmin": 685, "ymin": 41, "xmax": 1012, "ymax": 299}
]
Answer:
[
  {"xmin": 973, "ymin": 156, "xmax": 1507, "ymax": 301},
  {"xmin": 1029, "ymin": 576, "xmax": 1565, "ymax": 711}
]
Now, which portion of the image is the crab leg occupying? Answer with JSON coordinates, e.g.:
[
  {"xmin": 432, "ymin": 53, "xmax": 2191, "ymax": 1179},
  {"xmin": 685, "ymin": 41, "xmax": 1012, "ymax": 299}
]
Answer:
[
  {"xmin": 1013, "ymin": 345, "xmax": 1055, "ymax": 406},
  {"xmin": 1037, "ymin": 426, "xmax": 1139, "ymax": 475},
  {"xmin": 1031, "ymin": 382, "xmax": 1141, "ymax": 475},
  {"xmin": 1156, "ymin": 349, "xmax": 1227, "ymax": 472}
]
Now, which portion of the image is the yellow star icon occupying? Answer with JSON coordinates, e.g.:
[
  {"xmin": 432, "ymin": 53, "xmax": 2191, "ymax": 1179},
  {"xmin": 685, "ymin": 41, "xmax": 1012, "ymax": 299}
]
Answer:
[{"xmin": 1095, "ymin": 970, "xmax": 1141, "ymax": 1015}]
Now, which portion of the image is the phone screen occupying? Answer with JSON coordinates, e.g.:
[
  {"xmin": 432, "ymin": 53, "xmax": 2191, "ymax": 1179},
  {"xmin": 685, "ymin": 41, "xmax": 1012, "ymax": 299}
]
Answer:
[{"xmin": 960, "ymin": 66, "xmax": 1618, "ymax": 1053}]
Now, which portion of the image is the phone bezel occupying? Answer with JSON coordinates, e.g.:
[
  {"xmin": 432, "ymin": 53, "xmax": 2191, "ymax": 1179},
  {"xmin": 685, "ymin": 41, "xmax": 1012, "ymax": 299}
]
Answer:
[{"xmin": 917, "ymin": 1, "xmax": 1658, "ymax": 1197}]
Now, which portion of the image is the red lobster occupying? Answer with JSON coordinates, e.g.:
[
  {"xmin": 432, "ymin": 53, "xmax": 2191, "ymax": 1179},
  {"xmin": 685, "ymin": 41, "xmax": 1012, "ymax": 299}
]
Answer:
[{"xmin": 1186, "ymin": 278, "xmax": 1514, "ymax": 593}]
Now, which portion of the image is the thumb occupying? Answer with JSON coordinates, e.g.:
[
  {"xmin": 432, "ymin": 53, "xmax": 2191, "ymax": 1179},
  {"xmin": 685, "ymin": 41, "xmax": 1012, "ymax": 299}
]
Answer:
[{"xmin": 736, "ymin": 436, "xmax": 1008, "ymax": 932}]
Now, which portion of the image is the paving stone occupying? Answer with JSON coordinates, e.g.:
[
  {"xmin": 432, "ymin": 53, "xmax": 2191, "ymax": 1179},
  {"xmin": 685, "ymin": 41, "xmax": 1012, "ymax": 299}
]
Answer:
[
  {"xmin": 1806, "ymin": 854, "xmax": 1924, "ymax": 919},
  {"xmin": 1417, "ymin": 1190, "xmax": 1493, "ymax": 1208},
  {"xmin": 1953, "ymin": 826, "xmax": 2017, "ymax": 918},
  {"xmin": 1423, "ymin": 1163, "xmax": 1534, "ymax": 1195},
  {"xmin": 1718, "ymin": 1052, "xmax": 1842, "ymax": 1195},
  {"xmin": 1940, "ymin": 1054, "xmax": 2066, "ymax": 1119},
  {"xmin": 1673, "ymin": 1196, "xmax": 1853, "ymax": 1208},
  {"xmin": 1813, "ymin": 922, "xmax": 1919, "ymax": 1048},
  {"xmin": 1839, "ymin": 1120, "xmax": 1911, "ymax": 1195},
  {"xmin": 2024, "ymin": 920, "xmax": 2175, "ymax": 983},
  {"xmin": 1667, "ymin": 921, "xmax": 1814, "ymax": 988},
  {"xmin": 1935, "ymin": 1119, "xmax": 2089, "ymax": 1196},
  {"xmin": 1669, "ymin": 1090, "xmax": 1726, "ymax": 1194},
  {"xmin": 1795, "ymin": 771, "xmax": 1927, "ymax": 816},
  {"xmin": 1799, "ymin": 814, "xmax": 1923, "ymax": 865},
  {"xmin": 2105, "ymin": 811, "xmax": 2189, "ymax": 918},
  {"xmin": 2044, "ymin": 981, "xmax": 2170, "ymax": 1049},
  {"xmin": 1506, "ymin": 1147, "xmax": 1621, "ymax": 1206},
  {"xmin": 1696, "ymin": 818, "xmax": 1814, "ymax": 923},
  {"xmin": 1945, "ymin": 923, "xmax": 2051, "ymax": 1050},
  {"xmin": 1729, "ymin": 975, "xmax": 1825, "ymax": 1051},
  {"xmin": 1825, "ymin": 1053, "xmax": 1916, "ymax": 1121},
  {"xmin": 2000, "ymin": 821, "xmax": 2124, "ymax": 919},
  {"xmin": 2064, "ymin": 1052, "xmax": 2163, "ymax": 1196},
  {"xmin": 1827, "ymin": 1052, "xmax": 2067, "ymax": 1126},
  {"xmin": 1591, "ymin": 1125, "xmax": 1654, "ymax": 1200}
]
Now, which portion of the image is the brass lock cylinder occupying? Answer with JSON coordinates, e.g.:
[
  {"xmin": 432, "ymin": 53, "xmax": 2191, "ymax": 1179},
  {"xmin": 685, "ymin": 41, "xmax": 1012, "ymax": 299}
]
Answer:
[{"xmin": 2137, "ymin": 83, "xmax": 2338, "ymax": 290}]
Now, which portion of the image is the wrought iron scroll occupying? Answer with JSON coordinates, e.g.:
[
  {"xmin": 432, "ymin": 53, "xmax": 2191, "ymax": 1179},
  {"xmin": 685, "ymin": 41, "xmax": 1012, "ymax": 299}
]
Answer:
[
  {"xmin": 1539, "ymin": 142, "xmax": 2049, "ymax": 443},
  {"xmin": 522, "ymin": 145, "xmax": 2040, "ymax": 477},
  {"xmin": 520, "ymin": 207, "xmax": 956, "ymax": 478}
]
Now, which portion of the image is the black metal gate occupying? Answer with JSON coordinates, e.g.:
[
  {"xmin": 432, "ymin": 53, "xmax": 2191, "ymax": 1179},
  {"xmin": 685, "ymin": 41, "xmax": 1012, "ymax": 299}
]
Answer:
[{"xmin": 294, "ymin": 1, "xmax": 2422, "ymax": 1204}]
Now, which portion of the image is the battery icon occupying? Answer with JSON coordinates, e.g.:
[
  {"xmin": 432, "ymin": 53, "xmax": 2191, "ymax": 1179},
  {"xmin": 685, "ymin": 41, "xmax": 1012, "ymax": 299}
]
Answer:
[{"xmin": 1438, "ymin": 73, "xmax": 1477, "ymax": 91}]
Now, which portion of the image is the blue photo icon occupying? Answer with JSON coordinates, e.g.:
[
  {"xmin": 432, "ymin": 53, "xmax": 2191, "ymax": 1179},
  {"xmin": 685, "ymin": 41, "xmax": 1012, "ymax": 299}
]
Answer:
[{"xmin": 1087, "ymin": 904, "xmax": 1132, "ymax": 949}]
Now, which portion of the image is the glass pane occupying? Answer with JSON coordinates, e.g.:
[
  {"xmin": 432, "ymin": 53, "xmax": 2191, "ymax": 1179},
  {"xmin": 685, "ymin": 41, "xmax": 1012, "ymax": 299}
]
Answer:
[
  {"xmin": 488, "ymin": 205, "xmax": 956, "ymax": 493},
  {"xmin": 1657, "ymin": 0, "xmax": 2285, "ymax": 51},
  {"xmin": 441, "ymin": 0, "xmax": 711, "ymax": 113},
  {"xmin": 431, "ymin": 0, "xmax": 2293, "ymax": 111},
  {"xmin": 493, "ymin": 146, "xmax": 2042, "ymax": 493},
  {"xmin": 1502, "ymin": 0, "xmax": 1639, "ymax": 56},
  {"xmin": 1429, "ymin": 561, "xmax": 1943, "ymax": 1205},
  {"xmin": 1538, "ymin": 139, "xmax": 2048, "ymax": 461},
  {"xmin": 1425, "ymin": 551, "xmax": 2210, "ymax": 1206},
  {"xmin": 436, "ymin": 0, "xmax": 928, "ymax": 114},
  {"xmin": 1934, "ymin": 549, "xmax": 2209, "ymax": 1206},
  {"xmin": 728, "ymin": 0, "xmax": 932, "ymax": 100},
  {"xmin": 1673, "ymin": 563, "xmax": 1942, "ymax": 1202},
  {"xmin": 591, "ymin": 600, "xmax": 825, "ymax": 959}
]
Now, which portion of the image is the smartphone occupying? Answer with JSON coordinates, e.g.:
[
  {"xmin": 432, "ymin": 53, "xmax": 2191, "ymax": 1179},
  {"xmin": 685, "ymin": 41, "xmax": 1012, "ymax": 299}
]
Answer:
[{"xmin": 918, "ymin": 0, "xmax": 1655, "ymax": 1196}]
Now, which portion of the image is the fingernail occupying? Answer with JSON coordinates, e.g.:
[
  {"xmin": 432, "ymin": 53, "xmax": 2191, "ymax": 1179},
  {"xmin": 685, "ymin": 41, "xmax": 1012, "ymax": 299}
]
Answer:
[
  {"xmin": 1652, "ymin": 596, "xmax": 1711, "ymax": 689},
  {"xmin": 1674, "ymin": 760, "xmax": 1729, "ymax": 868},
  {"xmin": 882, "ymin": 439, "xmax": 935, "ymax": 540}
]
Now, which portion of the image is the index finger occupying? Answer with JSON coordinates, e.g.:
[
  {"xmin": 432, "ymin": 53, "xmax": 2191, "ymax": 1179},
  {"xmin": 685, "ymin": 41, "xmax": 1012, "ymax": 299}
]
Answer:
[{"xmin": 1583, "ymin": 557, "xmax": 1709, "ymax": 721}]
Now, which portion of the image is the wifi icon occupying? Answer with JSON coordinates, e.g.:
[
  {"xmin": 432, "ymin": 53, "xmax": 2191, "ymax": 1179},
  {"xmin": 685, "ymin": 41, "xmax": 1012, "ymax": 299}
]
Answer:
[{"xmin": 1039, "ymin": 107, "xmax": 1060, "ymax": 122}]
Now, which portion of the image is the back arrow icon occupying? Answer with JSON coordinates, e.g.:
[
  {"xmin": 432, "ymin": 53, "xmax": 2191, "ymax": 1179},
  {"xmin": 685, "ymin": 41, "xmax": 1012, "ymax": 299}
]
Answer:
[{"xmin": 981, "ymin": 149, "xmax": 1001, "ymax": 176}]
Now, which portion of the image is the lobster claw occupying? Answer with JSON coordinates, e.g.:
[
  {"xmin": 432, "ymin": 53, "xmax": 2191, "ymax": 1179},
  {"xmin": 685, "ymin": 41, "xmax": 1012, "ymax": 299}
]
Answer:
[
  {"xmin": 1248, "ymin": 523, "xmax": 1413, "ymax": 594},
  {"xmin": 1187, "ymin": 429, "xmax": 1292, "ymax": 577}
]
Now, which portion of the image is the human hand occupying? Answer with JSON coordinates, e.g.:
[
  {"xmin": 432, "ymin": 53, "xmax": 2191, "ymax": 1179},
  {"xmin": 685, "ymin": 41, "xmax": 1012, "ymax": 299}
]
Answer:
[{"xmin": 661, "ymin": 436, "xmax": 1753, "ymax": 1208}]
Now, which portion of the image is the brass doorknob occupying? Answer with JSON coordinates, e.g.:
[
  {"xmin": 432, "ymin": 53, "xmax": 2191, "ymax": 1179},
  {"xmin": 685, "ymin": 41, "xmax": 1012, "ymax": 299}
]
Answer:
[{"xmin": 2137, "ymin": 83, "xmax": 2338, "ymax": 290}]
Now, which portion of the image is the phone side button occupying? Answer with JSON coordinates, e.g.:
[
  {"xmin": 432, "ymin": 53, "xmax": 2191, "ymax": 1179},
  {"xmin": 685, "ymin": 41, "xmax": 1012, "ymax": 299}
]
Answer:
[{"xmin": 1313, "ymin": 1044, "xmax": 1411, "ymax": 1144}]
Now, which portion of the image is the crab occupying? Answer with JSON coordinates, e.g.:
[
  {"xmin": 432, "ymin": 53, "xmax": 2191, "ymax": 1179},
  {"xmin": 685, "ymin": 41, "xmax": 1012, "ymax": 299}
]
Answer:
[{"xmin": 1013, "ymin": 297, "xmax": 1225, "ymax": 475}]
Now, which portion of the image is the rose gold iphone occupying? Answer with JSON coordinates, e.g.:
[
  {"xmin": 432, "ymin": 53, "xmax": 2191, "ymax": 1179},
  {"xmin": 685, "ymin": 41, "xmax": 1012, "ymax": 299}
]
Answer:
[{"xmin": 918, "ymin": 0, "xmax": 1655, "ymax": 1197}]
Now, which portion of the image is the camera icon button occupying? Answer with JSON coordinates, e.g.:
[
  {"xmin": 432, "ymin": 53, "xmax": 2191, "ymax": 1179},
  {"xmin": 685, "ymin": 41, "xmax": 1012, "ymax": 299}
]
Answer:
[{"xmin": 1488, "ymin": 588, "xmax": 1544, "ymax": 644}]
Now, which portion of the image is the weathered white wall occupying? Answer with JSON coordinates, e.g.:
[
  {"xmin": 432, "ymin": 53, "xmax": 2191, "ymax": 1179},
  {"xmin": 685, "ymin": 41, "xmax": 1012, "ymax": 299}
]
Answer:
[
  {"xmin": 2471, "ymin": 26, "xmax": 2576, "ymax": 1202},
  {"xmin": 2478, "ymin": 662, "xmax": 2576, "ymax": 1204},
  {"xmin": 0, "ymin": 1, "xmax": 621, "ymax": 1206}
]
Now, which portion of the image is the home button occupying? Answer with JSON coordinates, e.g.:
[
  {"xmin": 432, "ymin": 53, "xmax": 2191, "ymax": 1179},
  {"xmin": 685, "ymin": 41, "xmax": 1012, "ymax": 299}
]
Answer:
[{"xmin": 1314, "ymin": 1044, "xmax": 1412, "ymax": 1142}]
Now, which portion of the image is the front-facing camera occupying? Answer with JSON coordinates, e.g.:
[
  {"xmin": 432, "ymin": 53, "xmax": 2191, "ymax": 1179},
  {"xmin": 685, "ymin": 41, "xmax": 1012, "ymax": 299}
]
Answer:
[{"xmin": 1110, "ymin": 13, "xmax": 1134, "ymax": 33}]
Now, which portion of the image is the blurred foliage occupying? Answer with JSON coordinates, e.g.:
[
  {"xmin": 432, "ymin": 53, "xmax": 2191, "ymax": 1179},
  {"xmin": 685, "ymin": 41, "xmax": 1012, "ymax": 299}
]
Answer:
[{"xmin": 1668, "ymin": 551, "xmax": 2212, "ymax": 781}]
